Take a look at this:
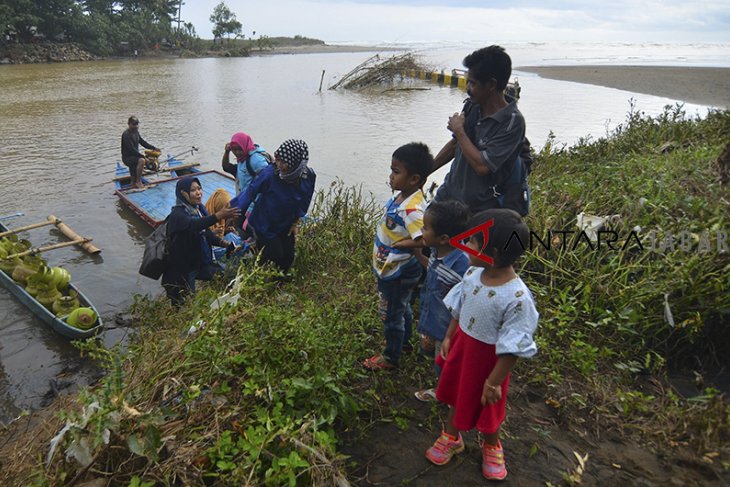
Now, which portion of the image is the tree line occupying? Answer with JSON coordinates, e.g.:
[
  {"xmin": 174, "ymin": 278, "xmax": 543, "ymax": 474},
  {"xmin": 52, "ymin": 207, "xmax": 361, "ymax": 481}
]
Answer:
[{"xmin": 0, "ymin": 1, "xmax": 248, "ymax": 56}]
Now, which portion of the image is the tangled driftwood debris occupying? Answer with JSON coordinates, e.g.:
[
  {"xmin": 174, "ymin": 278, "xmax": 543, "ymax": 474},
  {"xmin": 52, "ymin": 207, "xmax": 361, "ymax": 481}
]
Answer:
[{"xmin": 329, "ymin": 52, "xmax": 428, "ymax": 90}]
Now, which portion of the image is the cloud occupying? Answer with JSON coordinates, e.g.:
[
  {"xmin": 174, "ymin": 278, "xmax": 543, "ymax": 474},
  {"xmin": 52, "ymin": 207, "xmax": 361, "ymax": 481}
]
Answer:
[{"xmin": 184, "ymin": 0, "xmax": 730, "ymax": 42}]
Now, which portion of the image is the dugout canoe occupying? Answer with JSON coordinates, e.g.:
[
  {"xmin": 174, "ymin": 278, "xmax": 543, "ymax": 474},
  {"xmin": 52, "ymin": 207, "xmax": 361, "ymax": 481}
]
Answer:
[{"xmin": 0, "ymin": 222, "xmax": 103, "ymax": 340}]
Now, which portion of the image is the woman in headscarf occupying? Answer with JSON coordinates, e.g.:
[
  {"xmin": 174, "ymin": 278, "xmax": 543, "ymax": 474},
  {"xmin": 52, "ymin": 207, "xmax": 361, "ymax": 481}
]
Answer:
[
  {"xmin": 205, "ymin": 187, "xmax": 247, "ymax": 260},
  {"xmin": 230, "ymin": 139, "xmax": 316, "ymax": 272},
  {"xmin": 162, "ymin": 177, "xmax": 241, "ymax": 306},
  {"xmin": 221, "ymin": 132, "xmax": 271, "ymax": 199},
  {"xmin": 205, "ymin": 188, "xmax": 234, "ymax": 239}
]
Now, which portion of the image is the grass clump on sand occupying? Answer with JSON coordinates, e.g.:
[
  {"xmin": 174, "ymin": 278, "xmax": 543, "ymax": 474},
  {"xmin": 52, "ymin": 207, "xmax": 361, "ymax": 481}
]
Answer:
[{"xmin": 5, "ymin": 107, "xmax": 730, "ymax": 485}]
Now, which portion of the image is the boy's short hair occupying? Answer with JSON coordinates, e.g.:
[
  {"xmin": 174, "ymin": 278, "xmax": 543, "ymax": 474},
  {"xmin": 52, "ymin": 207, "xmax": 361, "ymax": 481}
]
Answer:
[
  {"xmin": 426, "ymin": 200, "xmax": 470, "ymax": 238},
  {"xmin": 467, "ymin": 208, "xmax": 528, "ymax": 268},
  {"xmin": 463, "ymin": 45, "xmax": 511, "ymax": 91},
  {"xmin": 392, "ymin": 142, "xmax": 433, "ymax": 186}
]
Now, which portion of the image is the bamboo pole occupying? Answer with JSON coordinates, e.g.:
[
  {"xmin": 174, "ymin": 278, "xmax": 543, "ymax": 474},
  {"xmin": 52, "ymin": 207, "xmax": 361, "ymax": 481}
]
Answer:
[
  {"xmin": 48, "ymin": 215, "xmax": 102, "ymax": 255},
  {"xmin": 4, "ymin": 238, "xmax": 90, "ymax": 259},
  {"xmin": 0, "ymin": 220, "xmax": 56, "ymax": 238}
]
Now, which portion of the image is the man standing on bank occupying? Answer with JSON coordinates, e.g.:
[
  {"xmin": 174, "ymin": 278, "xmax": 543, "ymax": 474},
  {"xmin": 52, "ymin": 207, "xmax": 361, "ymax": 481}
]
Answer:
[
  {"xmin": 431, "ymin": 45, "xmax": 530, "ymax": 216},
  {"xmin": 121, "ymin": 116, "xmax": 160, "ymax": 189}
]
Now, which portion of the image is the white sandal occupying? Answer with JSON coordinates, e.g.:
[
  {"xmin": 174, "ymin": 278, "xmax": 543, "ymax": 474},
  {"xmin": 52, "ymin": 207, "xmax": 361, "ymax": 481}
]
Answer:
[{"xmin": 414, "ymin": 388, "xmax": 437, "ymax": 402}]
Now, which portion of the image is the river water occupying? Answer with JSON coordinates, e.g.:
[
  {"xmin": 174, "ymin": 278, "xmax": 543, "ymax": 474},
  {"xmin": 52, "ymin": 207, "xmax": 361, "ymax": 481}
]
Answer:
[{"xmin": 0, "ymin": 43, "xmax": 725, "ymax": 422}]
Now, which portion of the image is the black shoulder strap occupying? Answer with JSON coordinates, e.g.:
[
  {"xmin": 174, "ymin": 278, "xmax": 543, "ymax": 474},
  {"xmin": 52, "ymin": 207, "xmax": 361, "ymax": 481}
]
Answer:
[
  {"xmin": 245, "ymin": 154, "xmax": 256, "ymax": 178},
  {"xmin": 461, "ymin": 99, "xmax": 478, "ymax": 142}
]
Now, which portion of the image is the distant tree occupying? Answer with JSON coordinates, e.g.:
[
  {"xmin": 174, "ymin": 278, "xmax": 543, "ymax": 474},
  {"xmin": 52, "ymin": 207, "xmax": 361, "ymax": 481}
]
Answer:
[
  {"xmin": 80, "ymin": 0, "xmax": 118, "ymax": 15},
  {"xmin": 36, "ymin": 0, "xmax": 80, "ymax": 41},
  {"xmin": 1, "ymin": 0, "xmax": 183, "ymax": 55},
  {"xmin": 3, "ymin": 0, "xmax": 42, "ymax": 42},
  {"xmin": 0, "ymin": 4, "xmax": 15, "ymax": 41},
  {"xmin": 256, "ymin": 34, "xmax": 273, "ymax": 51},
  {"xmin": 209, "ymin": 2, "xmax": 241, "ymax": 45}
]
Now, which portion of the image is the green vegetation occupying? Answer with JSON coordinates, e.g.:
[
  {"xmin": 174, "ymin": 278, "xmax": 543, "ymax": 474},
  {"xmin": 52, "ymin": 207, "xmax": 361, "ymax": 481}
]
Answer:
[
  {"xmin": 521, "ymin": 104, "xmax": 729, "ymax": 450},
  {"xmin": 1, "ymin": 1, "xmax": 195, "ymax": 56},
  {"xmin": 195, "ymin": 35, "xmax": 326, "ymax": 57},
  {"xmin": 209, "ymin": 2, "xmax": 241, "ymax": 45},
  {"xmin": 0, "ymin": 1, "xmax": 325, "ymax": 58},
  {"xmin": 4, "ymin": 107, "xmax": 729, "ymax": 485}
]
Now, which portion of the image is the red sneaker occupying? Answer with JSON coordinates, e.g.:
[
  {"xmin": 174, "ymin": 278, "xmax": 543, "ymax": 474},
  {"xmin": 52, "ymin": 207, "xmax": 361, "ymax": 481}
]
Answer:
[
  {"xmin": 425, "ymin": 431, "xmax": 464, "ymax": 465},
  {"xmin": 481, "ymin": 440, "xmax": 507, "ymax": 480}
]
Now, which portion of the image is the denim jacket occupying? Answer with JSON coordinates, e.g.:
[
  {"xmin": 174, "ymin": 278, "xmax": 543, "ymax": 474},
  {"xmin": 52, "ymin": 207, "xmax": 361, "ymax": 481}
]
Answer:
[{"xmin": 416, "ymin": 248, "xmax": 470, "ymax": 341}]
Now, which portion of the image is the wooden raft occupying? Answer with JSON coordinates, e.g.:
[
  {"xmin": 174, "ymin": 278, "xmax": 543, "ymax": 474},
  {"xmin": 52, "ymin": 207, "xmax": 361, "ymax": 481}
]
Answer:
[{"xmin": 111, "ymin": 162, "xmax": 201, "ymax": 183}]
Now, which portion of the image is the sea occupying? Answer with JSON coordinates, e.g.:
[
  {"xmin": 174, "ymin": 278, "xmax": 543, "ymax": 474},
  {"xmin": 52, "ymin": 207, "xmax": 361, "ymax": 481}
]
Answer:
[{"xmin": 0, "ymin": 41, "xmax": 728, "ymax": 422}]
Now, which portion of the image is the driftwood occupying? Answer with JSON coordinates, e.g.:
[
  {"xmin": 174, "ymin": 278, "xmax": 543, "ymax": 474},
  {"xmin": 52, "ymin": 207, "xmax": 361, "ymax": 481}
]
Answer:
[{"xmin": 330, "ymin": 52, "xmax": 428, "ymax": 90}]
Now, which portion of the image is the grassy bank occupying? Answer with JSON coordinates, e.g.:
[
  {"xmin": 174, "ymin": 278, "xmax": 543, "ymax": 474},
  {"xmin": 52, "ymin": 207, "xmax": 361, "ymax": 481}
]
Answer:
[
  {"xmin": 182, "ymin": 36, "xmax": 325, "ymax": 58},
  {"xmin": 3, "ymin": 107, "xmax": 729, "ymax": 485}
]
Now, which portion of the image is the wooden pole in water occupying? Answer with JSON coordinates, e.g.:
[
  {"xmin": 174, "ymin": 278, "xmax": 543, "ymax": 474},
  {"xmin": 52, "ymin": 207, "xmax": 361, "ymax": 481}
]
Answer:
[
  {"xmin": 48, "ymin": 215, "xmax": 102, "ymax": 255},
  {"xmin": 4, "ymin": 238, "xmax": 91, "ymax": 259},
  {"xmin": 319, "ymin": 70, "xmax": 325, "ymax": 93},
  {"xmin": 0, "ymin": 220, "xmax": 56, "ymax": 238}
]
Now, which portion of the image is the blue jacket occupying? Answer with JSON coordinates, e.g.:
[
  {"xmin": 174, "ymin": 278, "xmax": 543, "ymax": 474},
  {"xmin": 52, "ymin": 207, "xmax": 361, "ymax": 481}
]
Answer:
[
  {"xmin": 230, "ymin": 164, "xmax": 316, "ymax": 239},
  {"xmin": 416, "ymin": 249, "xmax": 470, "ymax": 341},
  {"xmin": 236, "ymin": 146, "xmax": 271, "ymax": 205}
]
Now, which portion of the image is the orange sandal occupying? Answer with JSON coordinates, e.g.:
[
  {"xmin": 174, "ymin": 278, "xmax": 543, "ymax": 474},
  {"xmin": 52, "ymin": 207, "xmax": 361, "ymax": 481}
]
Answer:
[{"xmin": 362, "ymin": 355, "xmax": 397, "ymax": 370}]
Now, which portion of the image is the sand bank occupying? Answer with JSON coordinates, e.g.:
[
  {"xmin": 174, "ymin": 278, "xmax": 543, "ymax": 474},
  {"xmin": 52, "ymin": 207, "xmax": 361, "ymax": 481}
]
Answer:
[
  {"xmin": 516, "ymin": 65, "xmax": 730, "ymax": 109},
  {"xmin": 261, "ymin": 44, "xmax": 401, "ymax": 55}
]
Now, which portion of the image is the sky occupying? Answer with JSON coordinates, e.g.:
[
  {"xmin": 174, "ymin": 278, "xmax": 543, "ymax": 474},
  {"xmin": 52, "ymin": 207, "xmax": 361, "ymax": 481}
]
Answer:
[{"xmin": 182, "ymin": 0, "xmax": 730, "ymax": 44}]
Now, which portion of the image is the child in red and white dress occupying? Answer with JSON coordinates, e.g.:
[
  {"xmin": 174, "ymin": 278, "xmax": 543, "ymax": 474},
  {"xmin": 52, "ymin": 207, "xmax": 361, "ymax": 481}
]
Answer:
[{"xmin": 425, "ymin": 208, "xmax": 539, "ymax": 481}]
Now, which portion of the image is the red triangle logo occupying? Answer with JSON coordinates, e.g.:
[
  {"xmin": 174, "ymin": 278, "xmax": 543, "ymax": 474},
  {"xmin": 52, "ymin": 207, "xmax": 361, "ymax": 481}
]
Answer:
[{"xmin": 449, "ymin": 219, "xmax": 495, "ymax": 265}]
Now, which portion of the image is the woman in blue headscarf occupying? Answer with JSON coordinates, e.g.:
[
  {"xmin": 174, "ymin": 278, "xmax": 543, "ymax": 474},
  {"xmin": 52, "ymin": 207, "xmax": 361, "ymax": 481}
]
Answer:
[
  {"xmin": 230, "ymin": 139, "xmax": 316, "ymax": 272},
  {"xmin": 162, "ymin": 177, "xmax": 241, "ymax": 306}
]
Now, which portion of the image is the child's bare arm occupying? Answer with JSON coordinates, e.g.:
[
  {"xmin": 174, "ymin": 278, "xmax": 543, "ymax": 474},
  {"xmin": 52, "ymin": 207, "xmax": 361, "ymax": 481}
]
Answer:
[
  {"xmin": 392, "ymin": 237, "xmax": 424, "ymax": 249},
  {"xmin": 431, "ymin": 139, "xmax": 456, "ymax": 173},
  {"xmin": 481, "ymin": 354, "xmax": 518, "ymax": 405},
  {"xmin": 440, "ymin": 318, "xmax": 459, "ymax": 359},
  {"xmin": 414, "ymin": 247, "xmax": 428, "ymax": 267}
]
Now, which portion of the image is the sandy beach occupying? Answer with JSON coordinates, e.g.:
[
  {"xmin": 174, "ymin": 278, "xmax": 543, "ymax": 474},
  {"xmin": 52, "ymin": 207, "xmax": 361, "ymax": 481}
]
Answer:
[{"xmin": 516, "ymin": 65, "xmax": 730, "ymax": 109}]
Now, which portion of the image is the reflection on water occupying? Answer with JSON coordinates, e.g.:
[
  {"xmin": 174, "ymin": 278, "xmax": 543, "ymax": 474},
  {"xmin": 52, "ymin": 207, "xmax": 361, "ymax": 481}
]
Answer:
[{"xmin": 0, "ymin": 49, "xmax": 715, "ymax": 421}]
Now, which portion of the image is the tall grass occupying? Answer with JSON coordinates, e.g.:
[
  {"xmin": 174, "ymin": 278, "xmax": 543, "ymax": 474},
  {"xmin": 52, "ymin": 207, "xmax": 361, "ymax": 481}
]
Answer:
[{"xmin": 520, "ymin": 104, "xmax": 729, "ymax": 449}]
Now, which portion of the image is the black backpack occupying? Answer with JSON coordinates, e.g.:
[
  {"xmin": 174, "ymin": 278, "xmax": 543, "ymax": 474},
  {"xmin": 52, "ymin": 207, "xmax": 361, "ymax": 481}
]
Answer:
[{"xmin": 139, "ymin": 221, "xmax": 170, "ymax": 280}]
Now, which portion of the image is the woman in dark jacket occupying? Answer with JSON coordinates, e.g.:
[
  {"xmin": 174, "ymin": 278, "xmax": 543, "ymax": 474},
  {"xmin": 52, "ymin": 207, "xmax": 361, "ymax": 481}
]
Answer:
[
  {"xmin": 162, "ymin": 177, "xmax": 240, "ymax": 306},
  {"xmin": 230, "ymin": 139, "xmax": 316, "ymax": 272}
]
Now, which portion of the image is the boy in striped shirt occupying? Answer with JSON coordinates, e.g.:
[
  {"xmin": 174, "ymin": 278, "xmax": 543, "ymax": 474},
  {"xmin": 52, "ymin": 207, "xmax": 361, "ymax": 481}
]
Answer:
[{"xmin": 363, "ymin": 143, "xmax": 433, "ymax": 370}]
